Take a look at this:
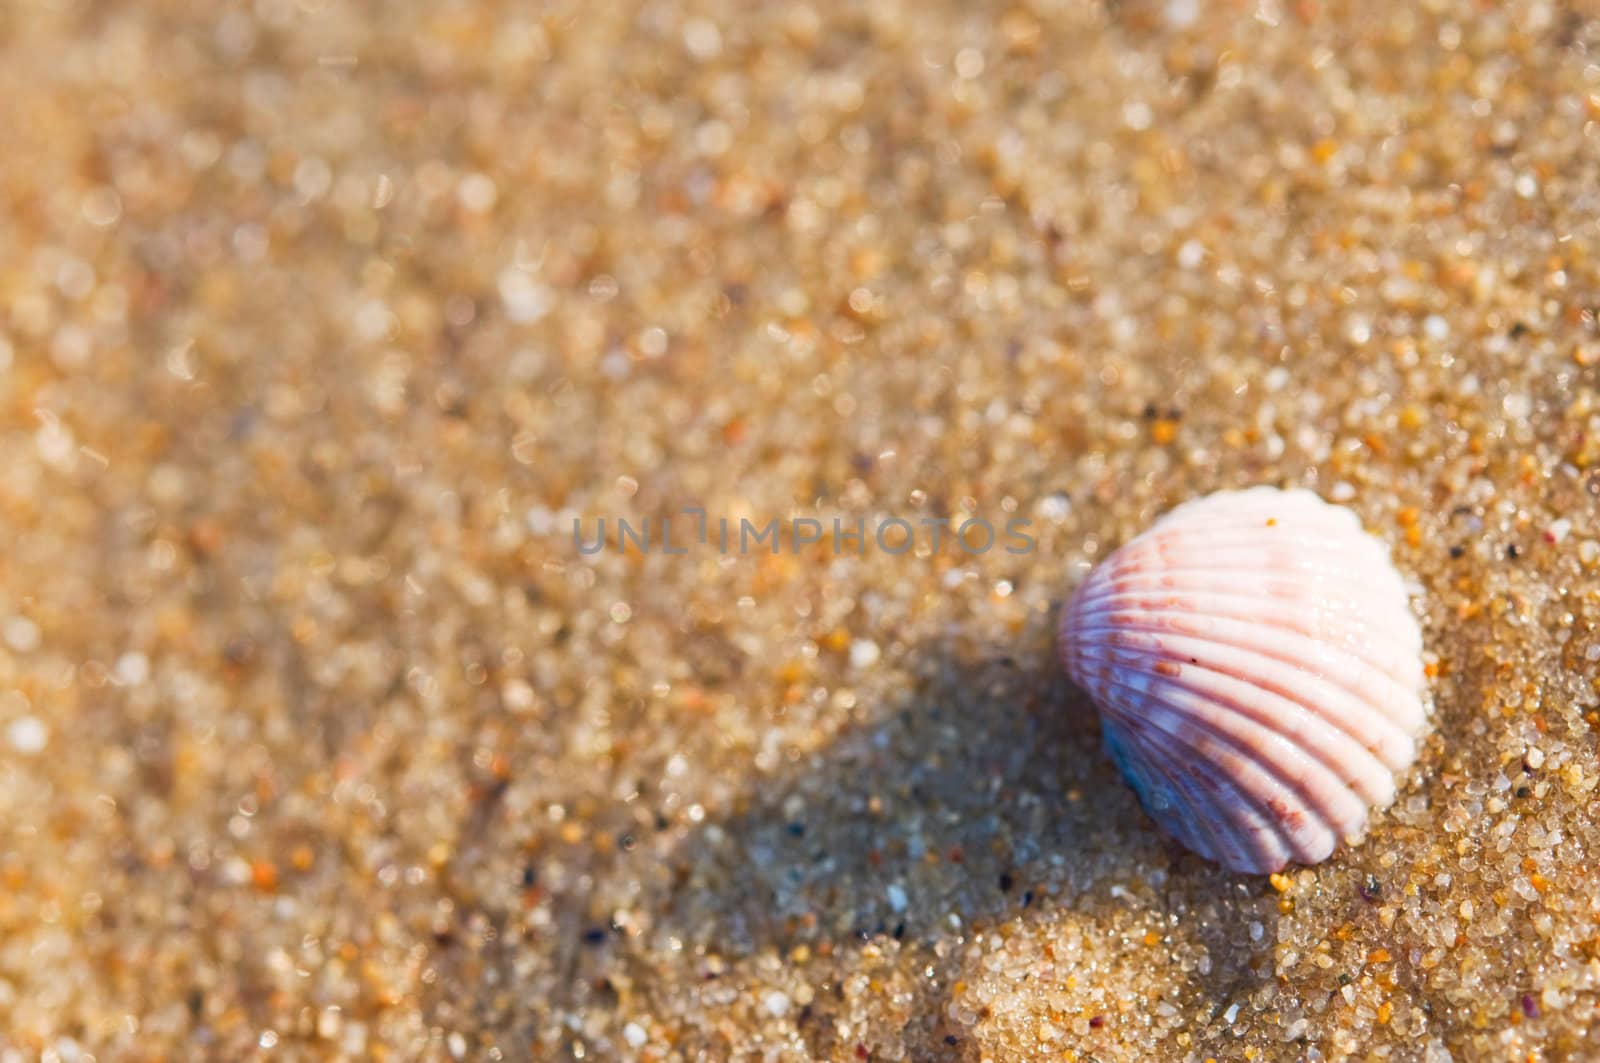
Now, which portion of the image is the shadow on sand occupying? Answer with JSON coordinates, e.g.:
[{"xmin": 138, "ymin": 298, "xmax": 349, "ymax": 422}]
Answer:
[
  {"xmin": 634, "ymin": 617, "xmax": 1267, "ymax": 1058},
  {"xmin": 420, "ymin": 614, "xmax": 1277, "ymax": 1058}
]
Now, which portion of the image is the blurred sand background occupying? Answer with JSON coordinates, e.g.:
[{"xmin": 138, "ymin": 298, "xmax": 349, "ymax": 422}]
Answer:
[{"xmin": 2, "ymin": 0, "xmax": 1600, "ymax": 1059}]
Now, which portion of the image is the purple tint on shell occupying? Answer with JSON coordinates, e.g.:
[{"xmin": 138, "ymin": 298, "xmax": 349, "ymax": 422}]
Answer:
[{"xmin": 1058, "ymin": 486, "xmax": 1429, "ymax": 874}]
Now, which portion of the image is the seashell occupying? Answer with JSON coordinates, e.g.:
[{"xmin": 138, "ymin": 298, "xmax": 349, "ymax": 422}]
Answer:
[{"xmin": 1058, "ymin": 486, "xmax": 1428, "ymax": 873}]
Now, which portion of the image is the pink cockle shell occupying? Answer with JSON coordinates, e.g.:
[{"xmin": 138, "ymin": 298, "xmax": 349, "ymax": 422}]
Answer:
[{"xmin": 1058, "ymin": 486, "xmax": 1428, "ymax": 874}]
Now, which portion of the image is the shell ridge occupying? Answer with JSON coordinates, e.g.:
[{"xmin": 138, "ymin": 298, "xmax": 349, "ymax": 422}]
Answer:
[
  {"xmin": 1068, "ymin": 607, "xmax": 1425, "ymax": 733},
  {"xmin": 1103, "ymin": 726, "xmax": 1225, "ymax": 860},
  {"xmin": 1086, "ymin": 675, "xmax": 1344, "ymax": 860},
  {"xmin": 1068, "ymin": 586, "xmax": 1422, "ymax": 685},
  {"xmin": 1109, "ymin": 720, "xmax": 1286, "ymax": 870},
  {"xmin": 1078, "ymin": 642, "xmax": 1398, "ymax": 806},
  {"xmin": 1105, "ymin": 553, "xmax": 1404, "ymax": 591},
  {"xmin": 1066, "ymin": 621, "xmax": 1422, "ymax": 757},
  {"xmin": 1111, "ymin": 714, "xmax": 1306, "ymax": 869},
  {"xmin": 1068, "ymin": 624, "xmax": 1420, "ymax": 765},
  {"xmin": 1084, "ymin": 666, "xmax": 1366, "ymax": 846},
  {"xmin": 1079, "ymin": 564, "xmax": 1418, "ymax": 633}
]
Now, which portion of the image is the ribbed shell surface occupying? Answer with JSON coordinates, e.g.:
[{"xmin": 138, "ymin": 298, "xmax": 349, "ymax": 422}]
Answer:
[{"xmin": 1058, "ymin": 487, "xmax": 1427, "ymax": 873}]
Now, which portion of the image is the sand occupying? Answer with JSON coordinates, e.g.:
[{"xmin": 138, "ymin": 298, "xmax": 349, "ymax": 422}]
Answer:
[{"xmin": 1, "ymin": 0, "xmax": 1599, "ymax": 1059}]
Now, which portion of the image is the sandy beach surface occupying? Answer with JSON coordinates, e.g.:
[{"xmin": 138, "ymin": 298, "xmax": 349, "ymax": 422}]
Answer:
[{"xmin": 2, "ymin": 0, "xmax": 1600, "ymax": 1059}]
